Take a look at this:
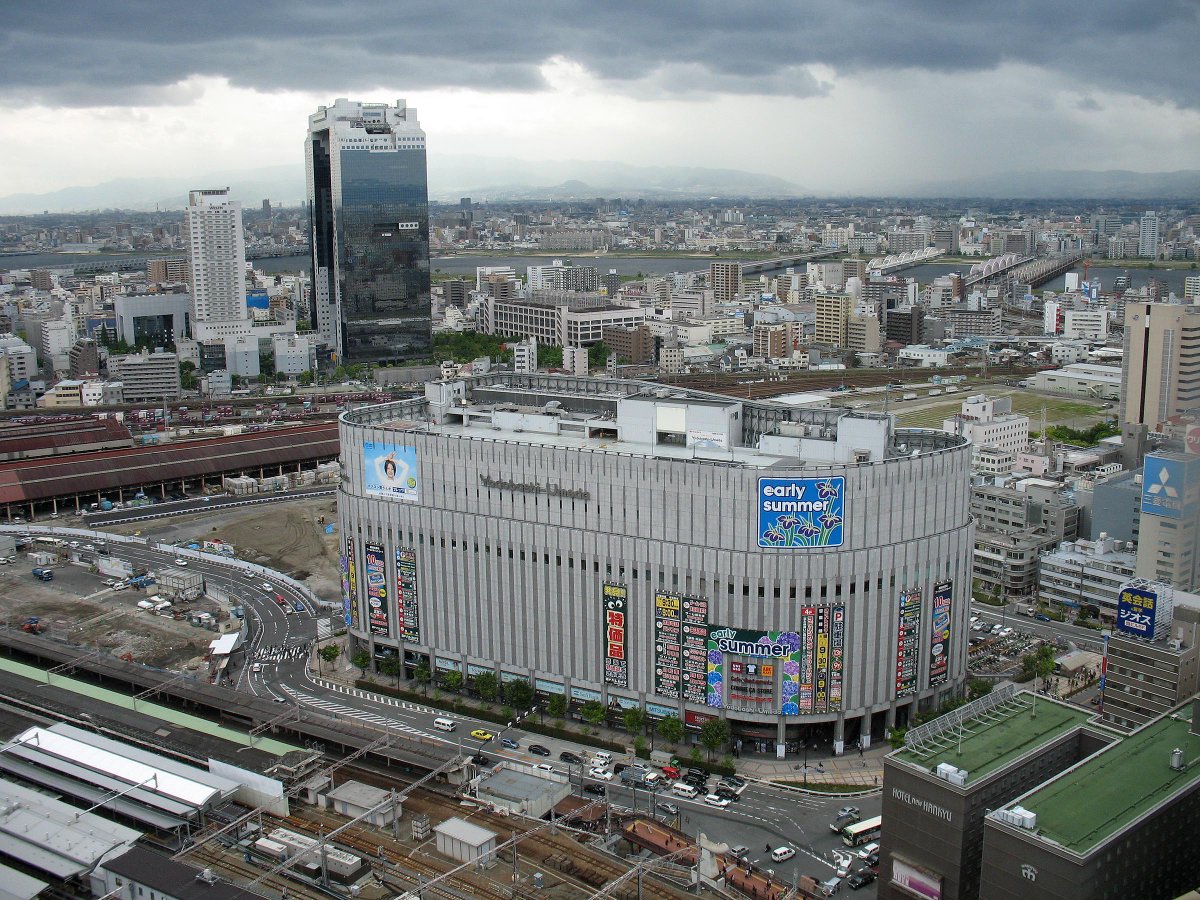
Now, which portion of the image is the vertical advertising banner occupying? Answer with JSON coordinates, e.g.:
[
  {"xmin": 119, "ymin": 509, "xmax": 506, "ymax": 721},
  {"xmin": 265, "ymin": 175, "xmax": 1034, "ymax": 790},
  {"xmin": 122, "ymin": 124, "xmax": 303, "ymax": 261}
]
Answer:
[
  {"xmin": 798, "ymin": 608, "xmax": 816, "ymax": 712},
  {"xmin": 346, "ymin": 538, "xmax": 359, "ymax": 631},
  {"xmin": 829, "ymin": 605, "xmax": 845, "ymax": 709},
  {"xmin": 395, "ymin": 548, "xmax": 421, "ymax": 642},
  {"xmin": 603, "ymin": 583, "xmax": 629, "ymax": 688},
  {"xmin": 814, "ymin": 606, "xmax": 830, "ymax": 711},
  {"xmin": 363, "ymin": 542, "xmax": 390, "ymax": 637},
  {"xmin": 681, "ymin": 596, "xmax": 710, "ymax": 705},
  {"xmin": 896, "ymin": 588, "xmax": 922, "ymax": 698},
  {"xmin": 340, "ymin": 541, "xmax": 351, "ymax": 627},
  {"xmin": 653, "ymin": 592, "xmax": 682, "ymax": 699},
  {"xmin": 929, "ymin": 581, "xmax": 952, "ymax": 687}
]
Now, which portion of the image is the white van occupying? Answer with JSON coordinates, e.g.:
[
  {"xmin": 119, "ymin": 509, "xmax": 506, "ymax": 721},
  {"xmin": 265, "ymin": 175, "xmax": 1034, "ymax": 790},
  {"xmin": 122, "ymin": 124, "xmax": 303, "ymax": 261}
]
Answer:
[
  {"xmin": 591, "ymin": 751, "xmax": 613, "ymax": 767},
  {"xmin": 671, "ymin": 782, "xmax": 698, "ymax": 799},
  {"xmin": 433, "ymin": 718, "xmax": 457, "ymax": 732}
]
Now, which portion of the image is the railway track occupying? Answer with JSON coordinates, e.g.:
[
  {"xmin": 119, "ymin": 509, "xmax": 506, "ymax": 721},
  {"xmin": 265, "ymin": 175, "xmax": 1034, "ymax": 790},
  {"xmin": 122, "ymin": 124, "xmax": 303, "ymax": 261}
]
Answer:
[{"xmin": 659, "ymin": 366, "xmax": 1026, "ymax": 401}]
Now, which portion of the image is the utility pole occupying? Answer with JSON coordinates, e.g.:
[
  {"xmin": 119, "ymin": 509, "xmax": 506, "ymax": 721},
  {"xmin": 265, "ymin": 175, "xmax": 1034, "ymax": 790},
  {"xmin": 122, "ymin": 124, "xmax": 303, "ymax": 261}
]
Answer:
[{"xmin": 510, "ymin": 829, "xmax": 519, "ymax": 899}]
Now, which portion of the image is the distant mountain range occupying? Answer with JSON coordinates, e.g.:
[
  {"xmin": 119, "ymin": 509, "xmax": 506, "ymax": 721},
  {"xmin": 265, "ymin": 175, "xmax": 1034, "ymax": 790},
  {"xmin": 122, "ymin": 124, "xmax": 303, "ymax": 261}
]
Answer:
[
  {"xmin": 0, "ymin": 157, "xmax": 807, "ymax": 214},
  {"xmin": 2, "ymin": 161, "xmax": 1198, "ymax": 213}
]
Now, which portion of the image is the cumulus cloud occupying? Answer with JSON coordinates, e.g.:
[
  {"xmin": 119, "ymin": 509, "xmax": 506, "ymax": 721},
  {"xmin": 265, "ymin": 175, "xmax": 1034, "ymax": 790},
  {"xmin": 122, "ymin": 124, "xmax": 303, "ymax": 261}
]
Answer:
[{"xmin": 1, "ymin": 0, "xmax": 1196, "ymax": 108}]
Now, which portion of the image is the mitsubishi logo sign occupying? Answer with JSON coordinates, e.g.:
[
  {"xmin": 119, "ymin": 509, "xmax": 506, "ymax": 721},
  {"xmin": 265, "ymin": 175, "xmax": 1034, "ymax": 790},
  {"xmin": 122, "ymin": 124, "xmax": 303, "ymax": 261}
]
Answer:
[{"xmin": 1146, "ymin": 465, "xmax": 1179, "ymax": 500}]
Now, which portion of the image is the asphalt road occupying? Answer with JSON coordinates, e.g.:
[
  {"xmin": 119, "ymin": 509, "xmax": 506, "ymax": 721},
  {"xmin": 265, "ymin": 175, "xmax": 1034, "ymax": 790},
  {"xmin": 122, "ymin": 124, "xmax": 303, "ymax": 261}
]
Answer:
[{"xmin": 970, "ymin": 600, "xmax": 1108, "ymax": 653}]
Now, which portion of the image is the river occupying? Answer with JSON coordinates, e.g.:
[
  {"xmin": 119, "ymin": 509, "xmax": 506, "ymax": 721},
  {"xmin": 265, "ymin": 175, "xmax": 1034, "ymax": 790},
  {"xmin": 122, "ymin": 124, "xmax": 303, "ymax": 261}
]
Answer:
[{"xmin": 4, "ymin": 250, "xmax": 1194, "ymax": 293}]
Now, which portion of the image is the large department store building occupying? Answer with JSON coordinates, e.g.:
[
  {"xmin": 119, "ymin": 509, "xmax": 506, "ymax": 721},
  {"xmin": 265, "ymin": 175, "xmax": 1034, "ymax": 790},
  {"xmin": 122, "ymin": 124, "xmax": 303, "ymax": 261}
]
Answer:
[{"xmin": 338, "ymin": 374, "xmax": 974, "ymax": 753}]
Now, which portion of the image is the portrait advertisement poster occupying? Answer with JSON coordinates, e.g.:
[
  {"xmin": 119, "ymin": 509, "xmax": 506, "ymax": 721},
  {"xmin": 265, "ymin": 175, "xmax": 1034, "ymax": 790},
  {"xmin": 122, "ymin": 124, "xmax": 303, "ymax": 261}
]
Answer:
[
  {"xmin": 602, "ymin": 583, "xmax": 629, "ymax": 688},
  {"xmin": 363, "ymin": 542, "xmax": 390, "ymax": 637},
  {"xmin": 929, "ymin": 581, "xmax": 952, "ymax": 687},
  {"xmin": 362, "ymin": 441, "xmax": 420, "ymax": 502},
  {"xmin": 346, "ymin": 537, "xmax": 359, "ymax": 631},
  {"xmin": 896, "ymin": 588, "xmax": 922, "ymax": 698},
  {"xmin": 396, "ymin": 548, "xmax": 421, "ymax": 642},
  {"xmin": 653, "ymin": 592, "xmax": 682, "ymax": 699}
]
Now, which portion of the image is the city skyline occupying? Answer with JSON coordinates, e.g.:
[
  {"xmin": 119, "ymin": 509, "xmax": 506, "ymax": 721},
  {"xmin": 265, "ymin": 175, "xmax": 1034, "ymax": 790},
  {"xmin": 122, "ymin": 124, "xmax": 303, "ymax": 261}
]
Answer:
[{"xmin": 2, "ymin": 2, "xmax": 1199, "ymax": 201}]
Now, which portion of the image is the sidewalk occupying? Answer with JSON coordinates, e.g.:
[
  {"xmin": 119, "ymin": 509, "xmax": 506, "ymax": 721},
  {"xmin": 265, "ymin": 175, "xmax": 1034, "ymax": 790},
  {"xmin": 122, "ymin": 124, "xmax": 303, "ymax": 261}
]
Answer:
[{"xmin": 313, "ymin": 657, "xmax": 886, "ymax": 792}]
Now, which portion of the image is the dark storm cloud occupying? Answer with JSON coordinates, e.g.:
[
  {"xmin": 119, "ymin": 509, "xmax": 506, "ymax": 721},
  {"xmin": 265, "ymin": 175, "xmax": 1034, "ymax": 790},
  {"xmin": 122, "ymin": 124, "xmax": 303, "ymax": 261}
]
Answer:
[{"xmin": 1, "ymin": 0, "xmax": 1195, "ymax": 107}]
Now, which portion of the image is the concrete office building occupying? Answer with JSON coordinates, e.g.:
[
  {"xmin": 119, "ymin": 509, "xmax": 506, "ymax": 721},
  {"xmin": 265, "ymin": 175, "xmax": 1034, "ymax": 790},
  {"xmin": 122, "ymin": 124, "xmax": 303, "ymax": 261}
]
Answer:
[
  {"xmin": 113, "ymin": 293, "xmax": 191, "ymax": 348},
  {"xmin": 1136, "ymin": 450, "xmax": 1200, "ymax": 591},
  {"xmin": 942, "ymin": 395, "xmax": 1030, "ymax": 468},
  {"xmin": 601, "ymin": 324, "xmax": 655, "ymax": 365},
  {"xmin": 339, "ymin": 374, "xmax": 975, "ymax": 751},
  {"xmin": 482, "ymin": 295, "xmax": 645, "ymax": 348},
  {"xmin": 1036, "ymin": 535, "xmax": 1137, "ymax": 621},
  {"xmin": 1120, "ymin": 302, "xmax": 1200, "ymax": 429},
  {"xmin": 147, "ymin": 256, "xmax": 190, "ymax": 284},
  {"xmin": 184, "ymin": 188, "xmax": 247, "ymax": 325},
  {"xmin": 306, "ymin": 98, "xmax": 431, "ymax": 367},
  {"xmin": 1101, "ymin": 585, "xmax": 1200, "ymax": 731},
  {"xmin": 106, "ymin": 350, "xmax": 181, "ymax": 402}
]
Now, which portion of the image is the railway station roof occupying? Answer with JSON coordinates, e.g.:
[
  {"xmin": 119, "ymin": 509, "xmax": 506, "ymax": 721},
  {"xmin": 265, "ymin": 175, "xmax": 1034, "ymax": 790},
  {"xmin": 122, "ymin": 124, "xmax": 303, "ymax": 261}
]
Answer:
[{"xmin": 0, "ymin": 422, "xmax": 338, "ymax": 504}]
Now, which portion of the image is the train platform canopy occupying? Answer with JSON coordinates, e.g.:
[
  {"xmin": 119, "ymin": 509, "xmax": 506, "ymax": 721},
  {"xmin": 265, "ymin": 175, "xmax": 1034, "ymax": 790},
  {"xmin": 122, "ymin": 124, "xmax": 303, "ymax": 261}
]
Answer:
[
  {"xmin": 0, "ymin": 777, "xmax": 140, "ymax": 881},
  {"xmin": 0, "ymin": 416, "xmax": 133, "ymax": 460},
  {"xmin": 0, "ymin": 724, "xmax": 240, "ymax": 831},
  {"xmin": 0, "ymin": 422, "xmax": 338, "ymax": 504}
]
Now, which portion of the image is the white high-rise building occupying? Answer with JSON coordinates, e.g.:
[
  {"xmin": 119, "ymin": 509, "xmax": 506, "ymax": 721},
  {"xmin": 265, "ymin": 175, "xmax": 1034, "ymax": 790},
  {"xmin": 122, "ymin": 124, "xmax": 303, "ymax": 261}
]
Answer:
[
  {"xmin": 1138, "ymin": 212, "xmax": 1160, "ymax": 259},
  {"xmin": 185, "ymin": 189, "xmax": 248, "ymax": 324}
]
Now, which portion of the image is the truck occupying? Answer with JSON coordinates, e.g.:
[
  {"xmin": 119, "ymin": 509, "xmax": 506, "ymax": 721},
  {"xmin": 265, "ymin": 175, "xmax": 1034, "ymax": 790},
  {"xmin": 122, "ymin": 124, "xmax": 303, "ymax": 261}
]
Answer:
[{"xmin": 31, "ymin": 567, "xmax": 53, "ymax": 581}]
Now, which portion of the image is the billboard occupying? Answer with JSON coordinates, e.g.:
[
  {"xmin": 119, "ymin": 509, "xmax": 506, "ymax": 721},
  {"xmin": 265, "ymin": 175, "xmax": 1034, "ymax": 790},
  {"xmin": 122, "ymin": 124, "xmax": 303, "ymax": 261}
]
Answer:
[
  {"xmin": 363, "ymin": 542, "xmax": 390, "ymax": 637},
  {"xmin": 1116, "ymin": 585, "xmax": 1159, "ymax": 639},
  {"xmin": 396, "ymin": 548, "xmax": 421, "ymax": 642},
  {"xmin": 896, "ymin": 588, "xmax": 922, "ymax": 698},
  {"xmin": 891, "ymin": 858, "xmax": 943, "ymax": 900},
  {"xmin": 653, "ymin": 592, "xmax": 682, "ymax": 699},
  {"xmin": 346, "ymin": 538, "xmax": 359, "ymax": 630},
  {"xmin": 705, "ymin": 612, "xmax": 845, "ymax": 716},
  {"xmin": 363, "ymin": 441, "xmax": 420, "ymax": 502},
  {"xmin": 340, "ymin": 541, "xmax": 351, "ymax": 626},
  {"xmin": 929, "ymin": 581, "xmax": 952, "ymax": 687},
  {"xmin": 757, "ymin": 476, "xmax": 845, "ymax": 548},
  {"xmin": 602, "ymin": 583, "xmax": 628, "ymax": 688},
  {"xmin": 1141, "ymin": 456, "xmax": 1184, "ymax": 519}
]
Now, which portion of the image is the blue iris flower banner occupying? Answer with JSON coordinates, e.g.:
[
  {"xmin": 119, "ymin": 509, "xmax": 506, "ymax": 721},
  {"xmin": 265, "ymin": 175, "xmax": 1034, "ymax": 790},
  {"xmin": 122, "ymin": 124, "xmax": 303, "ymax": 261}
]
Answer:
[{"xmin": 758, "ymin": 476, "xmax": 845, "ymax": 548}]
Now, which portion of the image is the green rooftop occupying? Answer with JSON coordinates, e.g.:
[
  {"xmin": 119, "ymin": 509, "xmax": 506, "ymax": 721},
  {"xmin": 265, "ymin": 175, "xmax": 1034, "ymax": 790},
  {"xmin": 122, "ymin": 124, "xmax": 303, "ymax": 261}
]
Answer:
[
  {"xmin": 1016, "ymin": 710, "xmax": 1200, "ymax": 854},
  {"xmin": 893, "ymin": 694, "xmax": 1097, "ymax": 785}
]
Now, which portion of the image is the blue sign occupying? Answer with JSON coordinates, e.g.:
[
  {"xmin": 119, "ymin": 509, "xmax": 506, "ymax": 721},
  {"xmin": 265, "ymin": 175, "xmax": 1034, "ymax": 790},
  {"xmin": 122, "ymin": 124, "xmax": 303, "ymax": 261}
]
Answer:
[
  {"xmin": 1116, "ymin": 586, "xmax": 1158, "ymax": 639},
  {"xmin": 757, "ymin": 476, "xmax": 845, "ymax": 548},
  {"xmin": 1141, "ymin": 456, "xmax": 1185, "ymax": 519}
]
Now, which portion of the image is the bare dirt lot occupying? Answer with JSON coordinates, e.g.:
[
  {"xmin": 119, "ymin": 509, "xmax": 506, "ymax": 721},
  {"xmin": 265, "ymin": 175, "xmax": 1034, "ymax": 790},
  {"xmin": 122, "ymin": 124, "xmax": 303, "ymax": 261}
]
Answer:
[
  {"xmin": 0, "ymin": 498, "xmax": 342, "ymax": 672},
  {"xmin": 103, "ymin": 497, "xmax": 343, "ymax": 599}
]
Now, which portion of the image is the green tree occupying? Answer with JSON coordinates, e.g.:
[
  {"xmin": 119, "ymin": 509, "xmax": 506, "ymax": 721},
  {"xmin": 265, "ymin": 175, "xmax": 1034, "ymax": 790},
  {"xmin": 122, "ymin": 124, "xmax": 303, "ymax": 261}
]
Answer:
[
  {"xmin": 474, "ymin": 671, "xmax": 499, "ymax": 703},
  {"xmin": 623, "ymin": 706, "xmax": 647, "ymax": 736},
  {"xmin": 539, "ymin": 345, "xmax": 564, "ymax": 369},
  {"xmin": 658, "ymin": 715, "xmax": 685, "ymax": 746},
  {"xmin": 587, "ymin": 341, "xmax": 612, "ymax": 370},
  {"xmin": 380, "ymin": 656, "xmax": 402, "ymax": 687},
  {"xmin": 546, "ymin": 693, "xmax": 567, "ymax": 719},
  {"xmin": 442, "ymin": 669, "xmax": 463, "ymax": 694},
  {"xmin": 179, "ymin": 360, "xmax": 199, "ymax": 391},
  {"xmin": 504, "ymin": 679, "xmax": 534, "ymax": 711},
  {"xmin": 297, "ymin": 370, "xmax": 314, "ymax": 386},
  {"xmin": 413, "ymin": 661, "xmax": 431, "ymax": 695},
  {"xmin": 259, "ymin": 354, "xmax": 275, "ymax": 378},
  {"xmin": 350, "ymin": 649, "xmax": 371, "ymax": 677},
  {"xmin": 967, "ymin": 678, "xmax": 994, "ymax": 701},
  {"xmin": 580, "ymin": 700, "xmax": 607, "ymax": 728},
  {"xmin": 699, "ymin": 718, "xmax": 731, "ymax": 761},
  {"xmin": 318, "ymin": 644, "xmax": 340, "ymax": 673}
]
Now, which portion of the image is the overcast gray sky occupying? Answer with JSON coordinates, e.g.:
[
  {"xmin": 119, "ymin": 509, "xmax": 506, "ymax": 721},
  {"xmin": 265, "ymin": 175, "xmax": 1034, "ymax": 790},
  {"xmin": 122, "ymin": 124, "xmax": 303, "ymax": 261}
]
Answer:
[{"xmin": 2, "ymin": 0, "xmax": 1198, "ymax": 197}]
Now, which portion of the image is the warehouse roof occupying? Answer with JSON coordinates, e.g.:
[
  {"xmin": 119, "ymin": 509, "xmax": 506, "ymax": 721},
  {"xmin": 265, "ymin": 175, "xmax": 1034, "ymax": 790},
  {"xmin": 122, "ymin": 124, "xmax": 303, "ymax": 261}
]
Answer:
[
  {"xmin": 434, "ymin": 816, "xmax": 496, "ymax": 847},
  {"xmin": 0, "ymin": 422, "xmax": 338, "ymax": 504}
]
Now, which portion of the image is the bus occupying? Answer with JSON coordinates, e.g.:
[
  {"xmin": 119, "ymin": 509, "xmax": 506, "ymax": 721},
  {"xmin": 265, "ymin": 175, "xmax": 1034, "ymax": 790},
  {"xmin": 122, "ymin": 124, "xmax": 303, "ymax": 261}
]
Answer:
[{"xmin": 841, "ymin": 815, "xmax": 882, "ymax": 847}]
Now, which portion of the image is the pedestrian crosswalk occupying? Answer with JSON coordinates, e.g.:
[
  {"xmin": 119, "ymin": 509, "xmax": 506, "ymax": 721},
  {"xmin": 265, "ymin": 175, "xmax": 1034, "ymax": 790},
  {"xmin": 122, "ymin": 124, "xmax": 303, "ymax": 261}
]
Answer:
[{"xmin": 280, "ymin": 685, "xmax": 434, "ymax": 739}]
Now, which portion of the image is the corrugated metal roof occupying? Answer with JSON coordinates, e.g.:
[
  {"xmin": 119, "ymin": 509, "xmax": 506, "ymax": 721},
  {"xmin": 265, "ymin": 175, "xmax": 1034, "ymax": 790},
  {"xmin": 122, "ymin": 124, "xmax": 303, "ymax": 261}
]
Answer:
[
  {"xmin": 434, "ymin": 816, "xmax": 497, "ymax": 846},
  {"xmin": 0, "ymin": 423, "xmax": 338, "ymax": 504}
]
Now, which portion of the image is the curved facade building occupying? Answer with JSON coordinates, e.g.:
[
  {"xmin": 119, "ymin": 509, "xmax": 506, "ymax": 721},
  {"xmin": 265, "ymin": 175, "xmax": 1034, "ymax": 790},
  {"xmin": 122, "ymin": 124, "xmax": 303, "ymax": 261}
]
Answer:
[{"xmin": 339, "ymin": 374, "xmax": 974, "ymax": 752}]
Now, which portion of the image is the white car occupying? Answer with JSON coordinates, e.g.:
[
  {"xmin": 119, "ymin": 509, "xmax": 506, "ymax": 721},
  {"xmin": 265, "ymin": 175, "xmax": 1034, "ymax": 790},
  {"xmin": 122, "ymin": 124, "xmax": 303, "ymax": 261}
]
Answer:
[
  {"xmin": 262, "ymin": 582, "xmax": 273, "ymax": 591},
  {"xmin": 112, "ymin": 583, "xmax": 128, "ymax": 591},
  {"xmin": 588, "ymin": 767, "xmax": 613, "ymax": 781},
  {"xmin": 82, "ymin": 544, "xmax": 95, "ymax": 551},
  {"xmin": 771, "ymin": 846, "xmax": 796, "ymax": 863},
  {"xmin": 703, "ymin": 794, "xmax": 730, "ymax": 808},
  {"xmin": 174, "ymin": 559, "xmax": 187, "ymax": 567},
  {"xmin": 999, "ymin": 627, "xmax": 1014, "ymax": 638}
]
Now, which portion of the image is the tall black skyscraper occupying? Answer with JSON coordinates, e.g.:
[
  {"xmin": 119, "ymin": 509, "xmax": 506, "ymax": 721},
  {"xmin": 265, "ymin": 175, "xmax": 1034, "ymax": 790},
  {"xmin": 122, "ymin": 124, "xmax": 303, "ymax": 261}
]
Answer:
[{"xmin": 305, "ymin": 98, "xmax": 432, "ymax": 368}]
